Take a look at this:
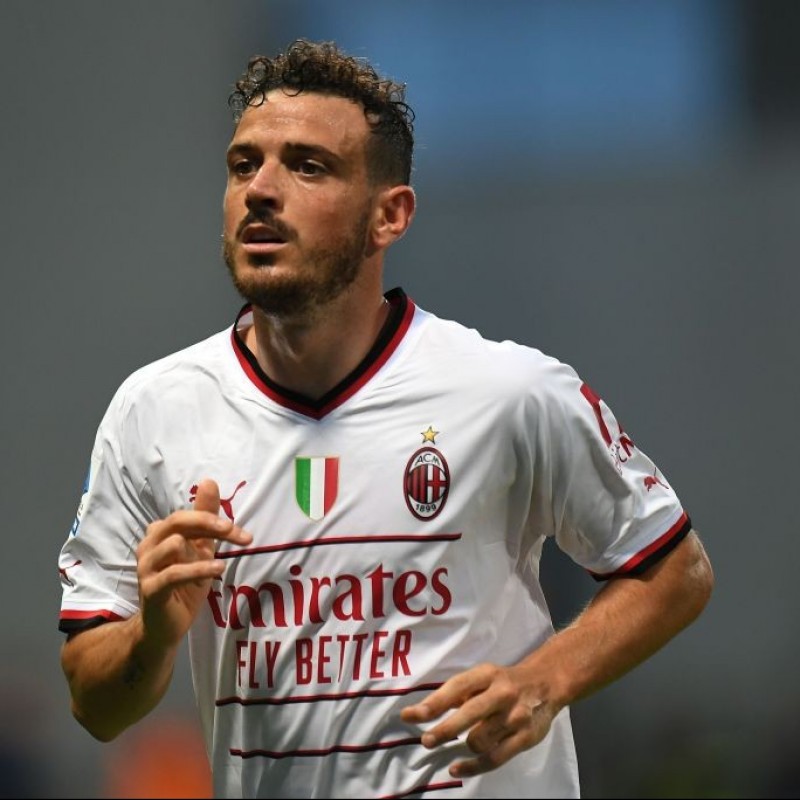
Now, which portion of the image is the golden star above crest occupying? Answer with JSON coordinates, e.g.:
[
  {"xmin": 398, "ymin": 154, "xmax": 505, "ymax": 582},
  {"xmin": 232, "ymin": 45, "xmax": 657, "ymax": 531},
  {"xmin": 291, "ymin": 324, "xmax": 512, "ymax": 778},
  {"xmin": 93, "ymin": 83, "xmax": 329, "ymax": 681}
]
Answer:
[{"xmin": 421, "ymin": 425, "xmax": 439, "ymax": 444}]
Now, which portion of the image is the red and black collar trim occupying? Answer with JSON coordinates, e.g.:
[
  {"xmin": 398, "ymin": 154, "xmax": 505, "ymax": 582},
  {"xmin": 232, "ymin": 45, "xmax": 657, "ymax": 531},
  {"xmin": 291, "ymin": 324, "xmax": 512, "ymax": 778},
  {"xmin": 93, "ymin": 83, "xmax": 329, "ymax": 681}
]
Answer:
[{"xmin": 231, "ymin": 287, "xmax": 415, "ymax": 420}]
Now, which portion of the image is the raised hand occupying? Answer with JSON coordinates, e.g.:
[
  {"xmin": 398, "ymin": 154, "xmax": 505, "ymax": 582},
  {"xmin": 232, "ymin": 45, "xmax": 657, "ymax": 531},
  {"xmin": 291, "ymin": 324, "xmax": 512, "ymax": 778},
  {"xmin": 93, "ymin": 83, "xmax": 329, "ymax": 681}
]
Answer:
[{"xmin": 136, "ymin": 478, "xmax": 252, "ymax": 648}]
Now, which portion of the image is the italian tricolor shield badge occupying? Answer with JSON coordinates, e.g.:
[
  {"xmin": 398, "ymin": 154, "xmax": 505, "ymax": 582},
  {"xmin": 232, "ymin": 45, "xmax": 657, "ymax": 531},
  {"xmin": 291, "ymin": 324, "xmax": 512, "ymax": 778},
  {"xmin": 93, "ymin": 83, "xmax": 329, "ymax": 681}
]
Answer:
[{"xmin": 295, "ymin": 456, "xmax": 339, "ymax": 520}]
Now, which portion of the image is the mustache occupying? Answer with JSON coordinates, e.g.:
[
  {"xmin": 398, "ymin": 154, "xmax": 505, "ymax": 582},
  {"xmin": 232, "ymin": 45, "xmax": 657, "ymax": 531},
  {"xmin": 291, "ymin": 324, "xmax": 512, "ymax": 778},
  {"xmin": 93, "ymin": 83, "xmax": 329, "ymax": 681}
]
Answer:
[{"xmin": 236, "ymin": 212, "xmax": 296, "ymax": 242}]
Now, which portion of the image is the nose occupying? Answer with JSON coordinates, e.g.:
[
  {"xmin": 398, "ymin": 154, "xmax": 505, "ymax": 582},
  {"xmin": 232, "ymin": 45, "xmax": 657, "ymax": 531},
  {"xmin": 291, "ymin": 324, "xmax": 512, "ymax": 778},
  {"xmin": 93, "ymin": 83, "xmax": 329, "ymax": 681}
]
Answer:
[{"xmin": 245, "ymin": 159, "xmax": 284, "ymax": 212}]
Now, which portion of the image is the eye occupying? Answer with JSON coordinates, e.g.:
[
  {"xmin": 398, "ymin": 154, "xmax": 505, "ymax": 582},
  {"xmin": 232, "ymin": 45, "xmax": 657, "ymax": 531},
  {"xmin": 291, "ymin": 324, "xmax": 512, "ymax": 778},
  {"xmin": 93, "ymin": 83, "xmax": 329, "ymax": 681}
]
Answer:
[
  {"xmin": 296, "ymin": 160, "xmax": 326, "ymax": 177},
  {"xmin": 230, "ymin": 159, "xmax": 256, "ymax": 177}
]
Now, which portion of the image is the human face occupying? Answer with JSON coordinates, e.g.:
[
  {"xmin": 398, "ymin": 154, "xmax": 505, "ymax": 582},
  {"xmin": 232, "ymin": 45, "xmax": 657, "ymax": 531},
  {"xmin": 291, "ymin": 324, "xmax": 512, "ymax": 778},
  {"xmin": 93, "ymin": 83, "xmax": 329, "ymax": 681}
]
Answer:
[{"xmin": 222, "ymin": 90, "xmax": 376, "ymax": 317}]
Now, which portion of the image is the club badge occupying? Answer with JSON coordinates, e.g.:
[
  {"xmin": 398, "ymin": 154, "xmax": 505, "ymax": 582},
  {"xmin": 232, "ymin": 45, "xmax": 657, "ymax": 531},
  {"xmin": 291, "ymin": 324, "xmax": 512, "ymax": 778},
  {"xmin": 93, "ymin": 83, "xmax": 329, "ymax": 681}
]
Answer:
[{"xmin": 405, "ymin": 426, "xmax": 450, "ymax": 520}]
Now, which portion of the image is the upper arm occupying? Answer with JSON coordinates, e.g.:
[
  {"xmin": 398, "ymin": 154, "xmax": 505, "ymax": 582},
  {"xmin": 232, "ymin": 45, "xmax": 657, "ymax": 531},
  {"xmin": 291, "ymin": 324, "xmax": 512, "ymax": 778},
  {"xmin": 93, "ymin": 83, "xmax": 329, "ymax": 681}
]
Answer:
[{"xmin": 642, "ymin": 528, "xmax": 714, "ymax": 607}]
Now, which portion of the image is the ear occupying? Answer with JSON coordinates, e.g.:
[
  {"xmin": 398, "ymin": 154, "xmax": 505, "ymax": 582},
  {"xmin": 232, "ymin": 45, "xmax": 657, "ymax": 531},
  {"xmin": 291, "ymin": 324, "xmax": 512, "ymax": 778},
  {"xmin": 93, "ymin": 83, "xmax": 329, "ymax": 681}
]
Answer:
[{"xmin": 369, "ymin": 185, "xmax": 416, "ymax": 253}]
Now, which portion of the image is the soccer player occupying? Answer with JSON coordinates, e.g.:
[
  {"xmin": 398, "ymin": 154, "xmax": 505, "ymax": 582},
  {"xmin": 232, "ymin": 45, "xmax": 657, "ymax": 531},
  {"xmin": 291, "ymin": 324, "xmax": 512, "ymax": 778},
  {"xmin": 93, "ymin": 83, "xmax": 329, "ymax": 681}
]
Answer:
[{"xmin": 57, "ymin": 39, "xmax": 714, "ymax": 798}]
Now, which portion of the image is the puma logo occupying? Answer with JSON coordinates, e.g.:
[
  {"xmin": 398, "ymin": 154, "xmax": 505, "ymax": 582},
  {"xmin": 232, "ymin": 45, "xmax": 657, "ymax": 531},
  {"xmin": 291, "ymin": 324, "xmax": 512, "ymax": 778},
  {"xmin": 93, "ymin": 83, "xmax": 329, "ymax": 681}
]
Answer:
[
  {"xmin": 58, "ymin": 560, "xmax": 82, "ymax": 586},
  {"xmin": 189, "ymin": 480, "xmax": 247, "ymax": 522},
  {"xmin": 643, "ymin": 469, "xmax": 668, "ymax": 492}
]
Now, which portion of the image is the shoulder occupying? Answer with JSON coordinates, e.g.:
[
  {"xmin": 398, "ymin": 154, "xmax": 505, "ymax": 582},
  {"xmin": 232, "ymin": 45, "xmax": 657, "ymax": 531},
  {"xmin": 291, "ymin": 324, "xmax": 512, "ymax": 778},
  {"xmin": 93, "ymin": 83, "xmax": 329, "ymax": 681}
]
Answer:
[
  {"xmin": 104, "ymin": 326, "xmax": 232, "ymax": 424},
  {"xmin": 414, "ymin": 305, "xmax": 578, "ymax": 395}
]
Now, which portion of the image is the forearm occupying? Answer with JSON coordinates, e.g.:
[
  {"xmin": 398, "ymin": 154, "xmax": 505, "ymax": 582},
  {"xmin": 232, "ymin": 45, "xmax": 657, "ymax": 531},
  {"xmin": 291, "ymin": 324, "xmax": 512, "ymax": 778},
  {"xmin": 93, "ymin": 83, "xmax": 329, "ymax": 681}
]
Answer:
[
  {"xmin": 60, "ymin": 614, "xmax": 179, "ymax": 742},
  {"xmin": 521, "ymin": 531, "xmax": 714, "ymax": 710}
]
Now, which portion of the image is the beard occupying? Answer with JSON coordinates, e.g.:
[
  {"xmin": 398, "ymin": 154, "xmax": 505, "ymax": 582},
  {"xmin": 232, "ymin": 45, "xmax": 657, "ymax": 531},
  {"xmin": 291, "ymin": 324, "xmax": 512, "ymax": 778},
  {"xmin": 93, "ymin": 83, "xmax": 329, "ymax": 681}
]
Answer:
[{"xmin": 222, "ymin": 210, "xmax": 371, "ymax": 318}]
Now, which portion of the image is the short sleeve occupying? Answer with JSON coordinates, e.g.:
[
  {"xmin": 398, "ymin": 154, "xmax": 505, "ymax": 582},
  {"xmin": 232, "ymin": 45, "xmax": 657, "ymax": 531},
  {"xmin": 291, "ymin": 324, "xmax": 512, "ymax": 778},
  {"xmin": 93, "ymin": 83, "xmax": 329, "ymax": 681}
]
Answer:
[
  {"xmin": 57, "ymin": 388, "xmax": 158, "ymax": 633},
  {"xmin": 525, "ymin": 358, "xmax": 690, "ymax": 580}
]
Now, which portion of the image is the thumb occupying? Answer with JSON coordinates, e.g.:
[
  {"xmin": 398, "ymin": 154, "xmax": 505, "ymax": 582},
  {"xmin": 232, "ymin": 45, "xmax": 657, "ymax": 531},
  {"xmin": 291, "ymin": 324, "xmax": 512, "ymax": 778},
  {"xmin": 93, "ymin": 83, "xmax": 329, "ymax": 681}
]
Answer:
[{"xmin": 192, "ymin": 478, "xmax": 221, "ymax": 516}]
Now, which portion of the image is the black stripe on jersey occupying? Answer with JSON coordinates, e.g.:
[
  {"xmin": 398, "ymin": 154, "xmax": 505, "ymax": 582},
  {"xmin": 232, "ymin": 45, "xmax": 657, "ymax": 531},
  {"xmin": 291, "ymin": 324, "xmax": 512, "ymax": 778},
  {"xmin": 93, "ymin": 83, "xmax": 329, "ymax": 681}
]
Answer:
[
  {"xmin": 589, "ymin": 514, "xmax": 692, "ymax": 582},
  {"xmin": 58, "ymin": 615, "xmax": 114, "ymax": 635},
  {"xmin": 232, "ymin": 287, "xmax": 409, "ymax": 416}
]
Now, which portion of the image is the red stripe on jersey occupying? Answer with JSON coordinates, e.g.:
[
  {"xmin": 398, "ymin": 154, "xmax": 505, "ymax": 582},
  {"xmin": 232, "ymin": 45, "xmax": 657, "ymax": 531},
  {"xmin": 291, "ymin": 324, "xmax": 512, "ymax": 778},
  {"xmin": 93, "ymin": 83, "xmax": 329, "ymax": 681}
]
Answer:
[
  {"xmin": 215, "ymin": 532, "xmax": 462, "ymax": 559},
  {"xmin": 59, "ymin": 609, "xmax": 124, "ymax": 622},
  {"xmin": 379, "ymin": 780, "xmax": 464, "ymax": 799},
  {"xmin": 230, "ymin": 736, "xmax": 421, "ymax": 760},
  {"xmin": 217, "ymin": 681, "xmax": 444, "ymax": 707},
  {"xmin": 589, "ymin": 511, "xmax": 691, "ymax": 580}
]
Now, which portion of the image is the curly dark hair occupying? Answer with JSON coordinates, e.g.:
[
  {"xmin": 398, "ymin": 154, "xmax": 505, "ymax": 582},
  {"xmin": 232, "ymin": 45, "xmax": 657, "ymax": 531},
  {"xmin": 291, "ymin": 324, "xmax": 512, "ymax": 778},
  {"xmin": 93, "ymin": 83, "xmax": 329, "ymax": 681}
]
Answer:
[{"xmin": 229, "ymin": 39, "xmax": 415, "ymax": 186}]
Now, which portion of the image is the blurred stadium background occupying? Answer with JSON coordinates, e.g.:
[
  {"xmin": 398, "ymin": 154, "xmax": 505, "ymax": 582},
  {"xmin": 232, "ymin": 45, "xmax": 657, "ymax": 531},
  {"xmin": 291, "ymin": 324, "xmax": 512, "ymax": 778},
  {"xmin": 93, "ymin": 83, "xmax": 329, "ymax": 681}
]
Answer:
[{"xmin": 1, "ymin": 1, "xmax": 798, "ymax": 796}]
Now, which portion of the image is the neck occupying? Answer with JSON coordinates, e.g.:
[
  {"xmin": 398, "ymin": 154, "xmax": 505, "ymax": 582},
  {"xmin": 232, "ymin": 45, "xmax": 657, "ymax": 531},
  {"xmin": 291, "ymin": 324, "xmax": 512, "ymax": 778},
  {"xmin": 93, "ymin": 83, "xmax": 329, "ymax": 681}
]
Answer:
[{"xmin": 244, "ymin": 281, "xmax": 390, "ymax": 400}]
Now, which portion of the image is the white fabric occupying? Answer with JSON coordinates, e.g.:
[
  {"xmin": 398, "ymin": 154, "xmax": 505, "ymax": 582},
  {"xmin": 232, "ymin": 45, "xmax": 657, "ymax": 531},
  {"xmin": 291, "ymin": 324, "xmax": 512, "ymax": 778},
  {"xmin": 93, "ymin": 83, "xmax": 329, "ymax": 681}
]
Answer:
[{"xmin": 58, "ymin": 296, "xmax": 686, "ymax": 798}]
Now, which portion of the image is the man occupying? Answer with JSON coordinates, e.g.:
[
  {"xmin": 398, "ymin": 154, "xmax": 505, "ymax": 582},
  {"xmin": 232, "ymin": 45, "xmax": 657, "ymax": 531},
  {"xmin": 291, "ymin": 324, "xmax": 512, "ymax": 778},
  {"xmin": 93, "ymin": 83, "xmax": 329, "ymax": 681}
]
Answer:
[{"xmin": 58, "ymin": 39, "xmax": 713, "ymax": 798}]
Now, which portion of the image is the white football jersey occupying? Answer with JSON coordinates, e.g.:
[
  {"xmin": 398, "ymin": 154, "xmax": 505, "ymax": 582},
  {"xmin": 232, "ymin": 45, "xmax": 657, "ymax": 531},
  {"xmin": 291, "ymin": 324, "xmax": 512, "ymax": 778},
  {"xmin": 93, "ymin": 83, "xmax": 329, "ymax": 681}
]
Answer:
[{"xmin": 58, "ymin": 288, "xmax": 690, "ymax": 799}]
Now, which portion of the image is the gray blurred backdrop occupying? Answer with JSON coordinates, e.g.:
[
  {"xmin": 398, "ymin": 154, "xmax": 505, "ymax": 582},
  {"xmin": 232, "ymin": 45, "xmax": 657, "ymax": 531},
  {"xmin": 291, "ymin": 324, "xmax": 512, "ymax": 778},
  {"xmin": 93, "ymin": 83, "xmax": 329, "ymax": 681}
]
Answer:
[{"xmin": 2, "ymin": 1, "xmax": 798, "ymax": 797}]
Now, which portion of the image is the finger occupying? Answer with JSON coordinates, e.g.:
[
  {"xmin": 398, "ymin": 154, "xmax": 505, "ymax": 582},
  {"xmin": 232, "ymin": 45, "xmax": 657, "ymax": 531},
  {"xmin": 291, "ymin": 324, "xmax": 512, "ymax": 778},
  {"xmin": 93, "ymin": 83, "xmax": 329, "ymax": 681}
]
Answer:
[
  {"xmin": 141, "ymin": 558, "xmax": 227, "ymax": 597},
  {"xmin": 401, "ymin": 664, "xmax": 495, "ymax": 724},
  {"xmin": 465, "ymin": 697, "xmax": 544, "ymax": 754},
  {"xmin": 139, "ymin": 532, "xmax": 217, "ymax": 575},
  {"xmin": 138, "ymin": 532, "xmax": 190, "ymax": 574},
  {"xmin": 448, "ymin": 727, "xmax": 536, "ymax": 779},
  {"xmin": 146, "ymin": 511, "xmax": 251, "ymax": 545},
  {"xmin": 192, "ymin": 478, "xmax": 221, "ymax": 515},
  {"xmin": 420, "ymin": 689, "xmax": 505, "ymax": 749},
  {"xmin": 465, "ymin": 713, "xmax": 508, "ymax": 755}
]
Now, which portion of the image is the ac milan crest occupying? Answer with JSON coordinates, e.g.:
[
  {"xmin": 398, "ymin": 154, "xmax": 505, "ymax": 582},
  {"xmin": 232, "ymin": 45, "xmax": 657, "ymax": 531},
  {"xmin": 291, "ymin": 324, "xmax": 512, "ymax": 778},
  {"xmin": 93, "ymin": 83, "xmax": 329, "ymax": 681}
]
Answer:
[{"xmin": 404, "ymin": 446, "xmax": 450, "ymax": 520}]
